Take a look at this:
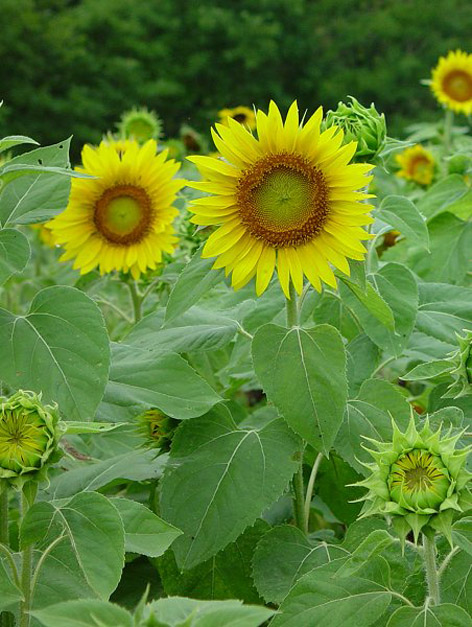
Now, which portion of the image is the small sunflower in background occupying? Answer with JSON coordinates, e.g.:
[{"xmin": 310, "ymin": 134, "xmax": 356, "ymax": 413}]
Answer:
[
  {"xmin": 49, "ymin": 139, "xmax": 184, "ymax": 279},
  {"xmin": 395, "ymin": 145, "xmax": 435, "ymax": 186},
  {"xmin": 430, "ymin": 50, "xmax": 472, "ymax": 115},
  {"xmin": 188, "ymin": 101, "xmax": 374, "ymax": 297},
  {"xmin": 118, "ymin": 106, "xmax": 163, "ymax": 143},
  {"xmin": 31, "ymin": 223, "xmax": 56, "ymax": 248},
  {"xmin": 218, "ymin": 106, "xmax": 257, "ymax": 131}
]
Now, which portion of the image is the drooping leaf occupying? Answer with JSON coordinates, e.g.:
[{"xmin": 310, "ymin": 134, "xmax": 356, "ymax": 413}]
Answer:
[
  {"xmin": 252, "ymin": 323, "xmax": 347, "ymax": 454},
  {"xmin": 0, "ymin": 135, "xmax": 38, "ymax": 153},
  {"xmin": 0, "ymin": 286, "xmax": 110, "ymax": 420},
  {"xmin": 31, "ymin": 599, "xmax": 133, "ymax": 627},
  {"xmin": 99, "ymin": 343, "xmax": 221, "ymax": 421},
  {"xmin": 0, "ymin": 228, "xmax": 30, "ymax": 284},
  {"xmin": 160, "ymin": 404, "xmax": 299, "ymax": 569}
]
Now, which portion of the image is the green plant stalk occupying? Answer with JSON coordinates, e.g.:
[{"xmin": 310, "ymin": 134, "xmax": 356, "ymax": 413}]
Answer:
[
  {"xmin": 304, "ymin": 453, "xmax": 323, "ymax": 530},
  {"xmin": 0, "ymin": 489, "xmax": 8, "ymax": 547},
  {"xmin": 286, "ymin": 282, "xmax": 299, "ymax": 327},
  {"xmin": 443, "ymin": 108, "xmax": 454, "ymax": 156},
  {"xmin": 127, "ymin": 280, "xmax": 143, "ymax": 324},
  {"xmin": 19, "ymin": 485, "xmax": 37, "ymax": 627},
  {"xmin": 422, "ymin": 534, "xmax": 440, "ymax": 606},
  {"xmin": 292, "ymin": 459, "xmax": 307, "ymax": 535}
]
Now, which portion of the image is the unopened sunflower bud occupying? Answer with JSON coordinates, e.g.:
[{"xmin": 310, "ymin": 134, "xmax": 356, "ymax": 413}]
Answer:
[
  {"xmin": 118, "ymin": 107, "xmax": 163, "ymax": 143},
  {"xmin": 352, "ymin": 417, "xmax": 472, "ymax": 545},
  {"xmin": 137, "ymin": 409, "xmax": 178, "ymax": 453},
  {"xmin": 324, "ymin": 96, "xmax": 387, "ymax": 160},
  {"xmin": 448, "ymin": 154, "xmax": 471, "ymax": 175},
  {"xmin": 445, "ymin": 330, "xmax": 472, "ymax": 398},
  {"xmin": 0, "ymin": 390, "xmax": 63, "ymax": 488}
]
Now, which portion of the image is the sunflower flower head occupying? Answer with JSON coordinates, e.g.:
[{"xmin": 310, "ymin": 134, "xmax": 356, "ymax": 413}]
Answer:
[
  {"xmin": 430, "ymin": 50, "xmax": 472, "ymax": 115},
  {"xmin": 49, "ymin": 139, "xmax": 184, "ymax": 279},
  {"xmin": 188, "ymin": 100, "xmax": 374, "ymax": 297},
  {"xmin": 218, "ymin": 106, "xmax": 257, "ymax": 131},
  {"xmin": 324, "ymin": 97, "xmax": 387, "ymax": 160},
  {"xmin": 395, "ymin": 145, "xmax": 436, "ymax": 186},
  {"xmin": 118, "ymin": 107, "xmax": 163, "ymax": 143},
  {"xmin": 0, "ymin": 390, "xmax": 63, "ymax": 488},
  {"xmin": 136, "ymin": 408, "xmax": 178, "ymax": 453},
  {"xmin": 353, "ymin": 416, "xmax": 472, "ymax": 545}
]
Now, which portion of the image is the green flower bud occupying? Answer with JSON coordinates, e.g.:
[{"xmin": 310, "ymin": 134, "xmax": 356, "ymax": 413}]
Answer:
[
  {"xmin": 162, "ymin": 138, "xmax": 186, "ymax": 161},
  {"xmin": 136, "ymin": 409, "xmax": 178, "ymax": 453},
  {"xmin": 444, "ymin": 330, "xmax": 472, "ymax": 398},
  {"xmin": 448, "ymin": 154, "xmax": 471, "ymax": 175},
  {"xmin": 0, "ymin": 390, "xmax": 63, "ymax": 488},
  {"xmin": 118, "ymin": 107, "xmax": 163, "ymax": 143},
  {"xmin": 353, "ymin": 416, "xmax": 471, "ymax": 545},
  {"xmin": 324, "ymin": 96, "xmax": 387, "ymax": 160}
]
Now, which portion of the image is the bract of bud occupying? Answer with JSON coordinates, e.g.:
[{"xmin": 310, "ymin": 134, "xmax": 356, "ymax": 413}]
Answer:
[
  {"xmin": 136, "ymin": 408, "xmax": 178, "ymax": 454},
  {"xmin": 324, "ymin": 96, "xmax": 387, "ymax": 160}
]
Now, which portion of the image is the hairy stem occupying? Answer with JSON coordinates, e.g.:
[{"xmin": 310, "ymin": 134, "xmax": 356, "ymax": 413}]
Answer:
[
  {"xmin": 304, "ymin": 453, "xmax": 323, "ymax": 531},
  {"xmin": 443, "ymin": 108, "xmax": 454, "ymax": 155},
  {"xmin": 286, "ymin": 283, "xmax": 299, "ymax": 327},
  {"xmin": 292, "ymin": 457, "xmax": 307, "ymax": 535},
  {"xmin": 422, "ymin": 534, "xmax": 440, "ymax": 606},
  {"xmin": 127, "ymin": 280, "xmax": 143, "ymax": 324},
  {"xmin": 19, "ymin": 485, "xmax": 37, "ymax": 627},
  {"xmin": 0, "ymin": 489, "xmax": 8, "ymax": 547}
]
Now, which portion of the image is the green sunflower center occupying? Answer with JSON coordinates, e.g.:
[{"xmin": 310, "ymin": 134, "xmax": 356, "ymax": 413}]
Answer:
[
  {"xmin": 443, "ymin": 70, "xmax": 472, "ymax": 102},
  {"xmin": 236, "ymin": 153, "xmax": 329, "ymax": 247},
  {"xmin": 389, "ymin": 449, "xmax": 450, "ymax": 510},
  {"xmin": 0, "ymin": 410, "xmax": 49, "ymax": 472},
  {"xmin": 94, "ymin": 184, "xmax": 153, "ymax": 245}
]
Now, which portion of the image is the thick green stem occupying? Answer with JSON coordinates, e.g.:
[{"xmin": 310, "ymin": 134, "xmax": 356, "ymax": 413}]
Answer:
[
  {"xmin": 304, "ymin": 453, "xmax": 323, "ymax": 531},
  {"xmin": 422, "ymin": 534, "xmax": 440, "ymax": 606},
  {"xmin": 443, "ymin": 109, "xmax": 454, "ymax": 156},
  {"xmin": 286, "ymin": 283, "xmax": 299, "ymax": 327},
  {"xmin": 127, "ymin": 281, "xmax": 143, "ymax": 324},
  {"xmin": 19, "ymin": 485, "xmax": 37, "ymax": 627},
  {"xmin": 292, "ymin": 458, "xmax": 307, "ymax": 535},
  {"xmin": 0, "ymin": 489, "xmax": 8, "ymax": 547}
]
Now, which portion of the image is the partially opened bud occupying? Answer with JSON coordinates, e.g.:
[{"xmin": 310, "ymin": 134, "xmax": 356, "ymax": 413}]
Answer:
[
  {"xmin": 118, "ymin": 107, "xmax": 163, "ymax": 143},
  {"xmin": 445, "ymin": 330, "xmax": 472, "ymax": 398},
  {"xmin": 0, "ymin": 390, "xmax": 63, "ymax": 488},
  {"xmin": 353, "ymin": 417, "xmax": 472, "ymax": 545},
  {"xmin": 324, "ymin": 96, "xmax": 387, "ymax": 160},
  {"xmin": 137, "ymin": 409, "xmax": 178, "ymax": 454}
]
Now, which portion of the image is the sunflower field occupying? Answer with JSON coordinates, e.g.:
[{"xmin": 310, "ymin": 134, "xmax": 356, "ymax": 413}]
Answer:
[{"xmin": 2, "ymin": 3, "xmax": 472, "ymax": 625}]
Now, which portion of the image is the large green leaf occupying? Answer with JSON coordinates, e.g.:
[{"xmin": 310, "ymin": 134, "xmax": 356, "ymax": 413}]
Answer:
[
  {"xmin": 418, "ymin": 174, "xmax": 469, "ymax": 220},
  {"xmin": 157, "ymin": 521, "xmax": 268, "ymax": 603},
  {"xmin": 22, "ymin": 492, "xmax": 124, "ymax": 600},
  {"xmin": 146, "ymin": 597, "xmax": 274, "ymax": 627},
  {"xmin": 452, "ymin": 518, "xmax": 472, "ymax": 557},
  {"xmin": 336, "ymin": 530, "xmax": 394, "ymax": 579},
  {"xmin": 270, "ymin": 560, "xmax": 391, "ymax": 627},
  {"xmin": 31, "ymin": 600, "xmax": 133, "ymax": 627},
  {"xmin": 165, "ymin": 248, "xmax": 225, "ymax": 322},
  {"xmin": 0, "ymin": 135, "xmax": 38, "ymax": 153},
  {"xmin": 99, "ymin": 343, "xmax": 221, "ymax": 421},
  {"xmin": 0, "ymin": 139, "xmax": 73, "ymax": 226},
  {"xmin": 125, "ymin": 306, "xmax": 238, "ymax": 353},
  {"xmin": 442, "ymin": 551, "xmax": 472, "ymax": 614},
  {"xmin": 252, "ymin": 525, "xmax": 348, "ymax": 604},
  {"xmin": 336, "ymin": 379, "xmax": 411, "ymax": 473},
  {"xmin": 160, "ymin": 404, "xmax": 299, "ymax": 569},
  {"xmin": 0, "ymin": 558, "xmax": 23, "ymax": 611},
  {"xmin": 387, "ymin": 604, "xmax": 472, "ymax": 626},
  {"xmin": 252, "ymin": 323, "xmax": 347, "ymax": 454},
  {"xmin": 346, "ymin": 334, "xmax": 380, "ymax": 397},
  {"xmin": 112, "ymin": 497, "xmax": 182, "ymax": 557},
  {"xmin": 341, "ymin": 262, "xmax": 418, "ymax": 356},
  {"xmin": 377, "ymin": 195, "xmax": 429, "ymax": 249},
  {"xmin": 0, "ymin": 286, "xmax": 110, "ymax": 420},
  {"xmin": 0, "ymin": 227, "xmax": 30, "ymax": 284}
]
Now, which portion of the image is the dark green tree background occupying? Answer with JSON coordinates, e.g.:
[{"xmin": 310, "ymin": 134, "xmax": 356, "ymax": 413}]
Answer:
[{"xmin": 1, "ymin": 0, "xmax": 471, "ymax": 155}]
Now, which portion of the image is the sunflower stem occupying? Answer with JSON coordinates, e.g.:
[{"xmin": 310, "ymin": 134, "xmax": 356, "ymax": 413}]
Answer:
[
  {"xmin": 443, "ymin": 109, "xmax": 454, "ymax": 156},
  {"xmin": 304, "ymin": 452, "xmax": 323, "ymax": 531},
  {"xmin": 422, "ymin": 533, "xmax": 440, "ymax": 606},
  {"xmin": 0, "ymin": 489, "xmax": 8, "ymax": 547},
  {"xmin": 19, "ymin": 484, "xmax": 37, "ymax": 627},
  {"xmin": 128, "ymin": 280, "xmax": 143, "ymax": 324},
  {"xmin": 286, "ymin": 283, "xmax": 299, "ymax": 327},
  {"xmin": 292, "ymin": 456, "xmax": 307, "ymax": 535}
]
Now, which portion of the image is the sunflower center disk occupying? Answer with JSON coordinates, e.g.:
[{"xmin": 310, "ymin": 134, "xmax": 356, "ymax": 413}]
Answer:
[
  {"xmin": 443, "ymin": 70, "xmax": 472, "ymax": 102},
  {"xmin": 237, "ymin": 153, "xmax": 329, "ymax": 248},
  {"xmin": 389, "ymin": 449, "xmax": 450, "ymax": 510},
  {"xmin": 0, "ymin": 411, "xmax": 47, "ymax": 471},
  {"xmin": 94, "ymin": 185, "xmax": 152, "ymax": 245},
  {"xmin": 127, "ymin": 119, "xmax": 154, "ymax": 141}
]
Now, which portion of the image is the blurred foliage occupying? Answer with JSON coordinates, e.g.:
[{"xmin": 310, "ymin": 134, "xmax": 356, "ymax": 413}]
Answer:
[{"xmin": 1, "ymin": 0, "xmax": 472, "ymax": 157}]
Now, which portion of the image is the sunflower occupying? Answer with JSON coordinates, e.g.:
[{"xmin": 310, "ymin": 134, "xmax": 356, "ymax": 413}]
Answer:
[
  {"xmin": 395, "ymin": 145, "xmax": 435, "ymax": 186},
  {"xmin": 218, "ymin": 106, "xmax": 257, "ymax": 131},
  {"xmin": 31, "ymin": 223, "xmax": 56, "ymax": 248},
  {"xmin": 188, "ymin": 101, "xmax": 374, "ymax": 297},
  {"xmin": 431, "ymin": 50, "xmax": 472, "ymax": 115},
  {"xmin": 49, "ymin": 139, "xmax": 184, "ymax": 279}
]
